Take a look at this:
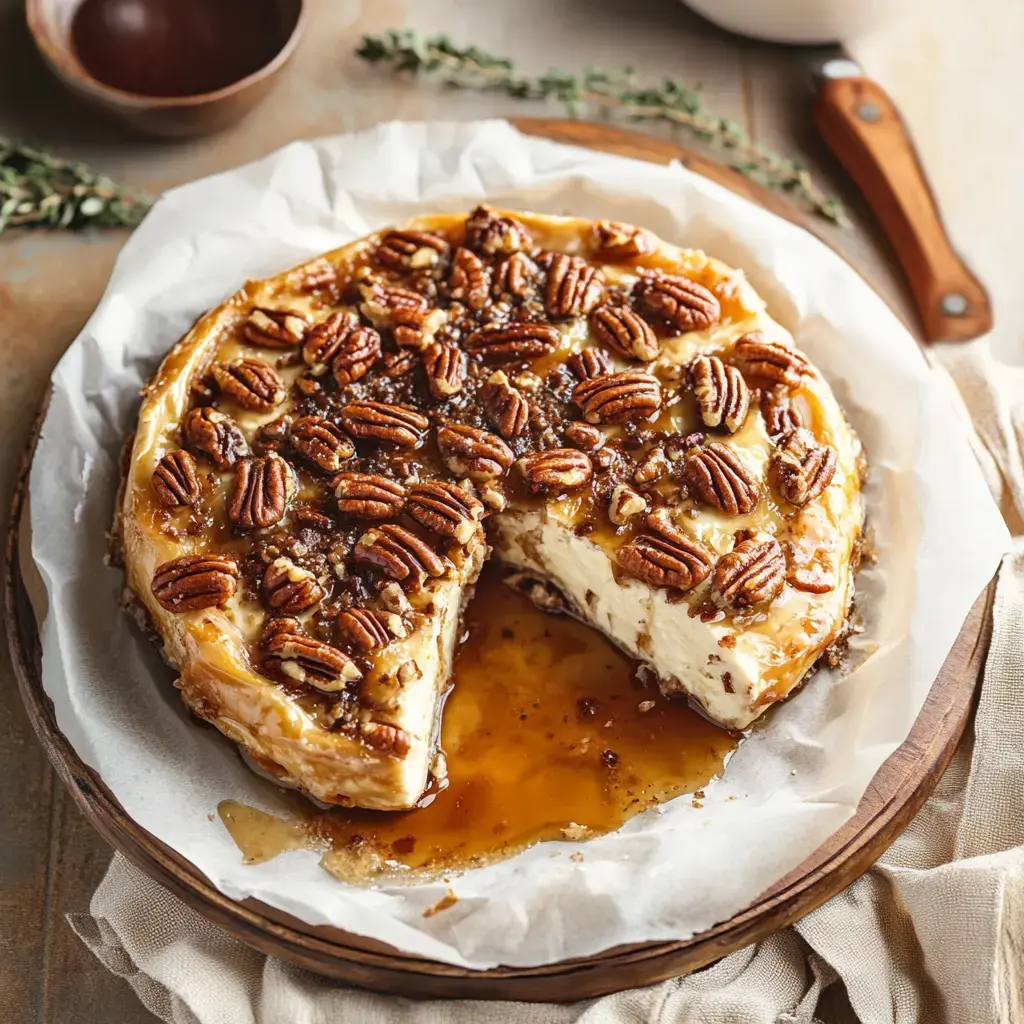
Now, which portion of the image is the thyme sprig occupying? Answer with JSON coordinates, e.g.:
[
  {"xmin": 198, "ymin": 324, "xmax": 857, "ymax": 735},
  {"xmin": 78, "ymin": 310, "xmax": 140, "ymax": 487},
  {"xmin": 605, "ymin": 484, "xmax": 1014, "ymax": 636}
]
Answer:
[
  {"xmin": 357, "ymin": 30, "xmax": 846, "ymax": 226},
  {"xmin": 0, "ymin": 138, "xmax": 152, "ymax": 236}
]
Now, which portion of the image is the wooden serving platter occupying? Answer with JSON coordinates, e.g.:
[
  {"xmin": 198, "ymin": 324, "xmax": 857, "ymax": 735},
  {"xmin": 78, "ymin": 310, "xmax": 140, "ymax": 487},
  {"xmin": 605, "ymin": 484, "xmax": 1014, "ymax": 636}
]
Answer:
[{"xmin": 4, "ymin": 119, "xmax": 994, "ymax": 1002}]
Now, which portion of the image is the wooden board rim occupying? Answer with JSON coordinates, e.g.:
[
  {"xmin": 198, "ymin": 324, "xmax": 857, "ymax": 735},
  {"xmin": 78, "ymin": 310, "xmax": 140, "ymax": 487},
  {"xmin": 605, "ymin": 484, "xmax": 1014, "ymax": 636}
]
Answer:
[{"xmin": 2, "ymin": 118, "xmax": 994, "ymax": 1002}]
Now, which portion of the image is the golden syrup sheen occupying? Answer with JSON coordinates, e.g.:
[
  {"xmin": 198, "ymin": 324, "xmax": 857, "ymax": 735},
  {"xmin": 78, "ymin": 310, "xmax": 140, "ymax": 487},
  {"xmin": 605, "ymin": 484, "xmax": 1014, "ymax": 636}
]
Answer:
[{"xmin": 220, "ymin": 564, "xmax": 738, "ymax": 880}]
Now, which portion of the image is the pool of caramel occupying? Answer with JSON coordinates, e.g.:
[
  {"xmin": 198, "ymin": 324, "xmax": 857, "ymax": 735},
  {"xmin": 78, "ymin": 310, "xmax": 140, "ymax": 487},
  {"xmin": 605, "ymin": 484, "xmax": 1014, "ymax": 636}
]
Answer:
[{"xmin": 220, "ymin": 563, "xmax": 739, "ymax": 881}]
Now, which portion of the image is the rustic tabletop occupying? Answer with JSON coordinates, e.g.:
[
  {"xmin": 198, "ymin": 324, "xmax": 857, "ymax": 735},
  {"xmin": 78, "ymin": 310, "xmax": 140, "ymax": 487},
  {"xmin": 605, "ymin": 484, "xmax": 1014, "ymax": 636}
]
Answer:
[{"xmin": 0, "ymin": 0, "xmax": 924, "ymax": 1020}]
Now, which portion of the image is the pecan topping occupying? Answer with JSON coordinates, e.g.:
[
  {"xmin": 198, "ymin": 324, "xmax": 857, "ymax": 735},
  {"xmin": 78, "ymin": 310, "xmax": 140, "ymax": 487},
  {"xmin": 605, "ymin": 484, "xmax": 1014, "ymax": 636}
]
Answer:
[
  {"xmin": 712, "ymin": 535, "xmax": 785, "ymax": 608},
  {"xmin": 567, "ymin": 347, "xmax": 612, "ymax": 380},
  {"xmin": 448, "ymin": 247, "xmax": 490, "ymax": 310},
  {"xmin": 541, "ymin": 252, "xmax": 605, "ymax": 317},
  {"xmin": 464, "ymin": 205, "xmax": 531, "ymax": 255},
  {"xmin": 480, "ymin": 370, "xmax": 529, "ymax": 438},
  {"xmin": 243, "ymin": 308, "xmax": 307, "ymax": 348},
  {"xmin": 760, "ymin": 391, "xmax": 803, "ymax": 440},
  {"xmin": 592, "ymin": 220, "xmax": 653, "ymax": 261},
  {"xmin": 590, "ymin": 305, "xmax": 659, "ymax": 361},
  {"xmin": 407, "ymin": 480, "xmax": 485, "ymax": 544},
  {"xmin": 422, "ymin": 342, "xmax": 468, "ymax": 398},
  {"xmin": 152, "ymin": 449, "xmax": 200, "ymax": 507},
  {"xmin": 152, "ymin": 553, "xmax": 238, "ymax": 612},
  {"xmin": 339, "ymin": 401, "xmax": 429, "ymax": 448},
  {"xmin": 358, "ymin": 720, "xmax": 412, "ymax": 756},
  {"xmin": 383, "ymin": 350, "xmax": 417, "ymax": 377},
  {"xmin": 375, "ymin": 229, "xmax": 448, "ymax": 270},
  {"xmin": 773, "ymin": 429, "xmax": 837, "ymax": 506},
  {"xmin": 573, "ymin": 371, "xmax": 662, "ymax": 424},
  {"xmin": 637, "ymin": 272, "xmax": 720, "ymax": 333},
  {"xmin": 263, "ymin": 618, "xmax": 360, "ymax": 690},
  {"xmin": 301, "ymin": 311, "xmax": 358, "ymax": 374},
  {"xmin": 493, "ymin": 251, "xmax": 540, "ymax": 299},
  {"xmin": 336, "ymin": 608, "xmax": 407, "ymax": 653},
  {"xmin": 359, "ymin": 278, "xmax": 444, "ymax": 351},
  {"xmin": 608, "ymin": 484, "xmax": 647, "ymax": 525},
  {"xmin": 228, "ymin": 453, "xmax": 296, "ymax": 529},
  {"xmin": 354, "ymin": 524, "xmax": 452, "ymax": 587},
  {"xmin": 616, "ymin": 513, "xmax": 714, "ymax": 591},
  {"xmin": 465, "ymin": 322, "xmax": 561, "ymax": 362},
  {"xmin": 732, "ymin": 332, "xmax": 811, "ymax": 389},
  {"xmin": 436, "ymin": 423, "xmax": 514, "ymax": 480},
  {"xmin": 290, "ymin": 416, "xmax": 354, "ymax": 473},
  {"xmin": 787, "ymin": 560, "xmax": 836, "ymax": 594},
  {"xmin": 262, "ymin": 556, "xmax": 325, "ymax": 614},
  {"xmin": 183, "ymin": 407, "xmax": 249, "ymax": 470},
  {"xmin": 683, "ymin": 442, "xmax": 758, "ymax": 515},
  {"xmin": 212, "ymin": 358, "xmax": 285, "ymax": 412},
  {"xmin": 517, "ymin": 449, "xmax": 593, "ymax": 494},
  {"xmin": 334, "ymin": 472, "xmax": 407, "ymax": 519},
  {"xmin": 564, "ymin": 421, "xmax": 606, "ymax": 451},
  {"xmin": 690, "ymin": 354, "xmax": 751, "ymax": 433}
]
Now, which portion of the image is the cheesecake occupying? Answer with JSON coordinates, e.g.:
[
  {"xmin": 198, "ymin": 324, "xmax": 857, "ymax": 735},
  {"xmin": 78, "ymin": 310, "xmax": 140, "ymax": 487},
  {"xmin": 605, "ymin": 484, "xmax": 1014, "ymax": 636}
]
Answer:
[{"xmin": 119, "ymin": 207, "xmax": 865, "ymax": 811}]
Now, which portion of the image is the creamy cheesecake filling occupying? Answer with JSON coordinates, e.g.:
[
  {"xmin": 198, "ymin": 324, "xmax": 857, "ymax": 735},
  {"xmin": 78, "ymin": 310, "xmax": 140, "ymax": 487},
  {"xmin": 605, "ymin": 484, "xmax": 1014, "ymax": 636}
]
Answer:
[{"xmin": 121, "ymin": 208, "xmax": 864, "ymax": 811}]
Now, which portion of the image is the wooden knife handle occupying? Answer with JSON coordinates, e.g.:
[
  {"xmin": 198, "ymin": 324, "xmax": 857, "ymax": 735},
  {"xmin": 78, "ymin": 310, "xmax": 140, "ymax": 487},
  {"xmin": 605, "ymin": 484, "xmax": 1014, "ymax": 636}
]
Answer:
[{"xmin": 814, "ymin": 76, "xmax": 992, "ymax": 343}]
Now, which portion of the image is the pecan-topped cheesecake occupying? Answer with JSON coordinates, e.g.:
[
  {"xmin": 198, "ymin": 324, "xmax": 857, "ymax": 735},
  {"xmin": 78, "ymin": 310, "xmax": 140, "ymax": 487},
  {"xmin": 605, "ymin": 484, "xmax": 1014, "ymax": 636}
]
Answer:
[{"xmin": 119, "ymin": 207, "xmax": 864, "ymax": 811}]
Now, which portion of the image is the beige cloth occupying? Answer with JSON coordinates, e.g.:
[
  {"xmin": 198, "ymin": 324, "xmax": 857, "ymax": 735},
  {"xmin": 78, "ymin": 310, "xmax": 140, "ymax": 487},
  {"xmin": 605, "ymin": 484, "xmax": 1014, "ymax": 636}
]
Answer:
[{"xmin": 68, "ymin": 334, "xmax": 1024, "ymax": 1022}]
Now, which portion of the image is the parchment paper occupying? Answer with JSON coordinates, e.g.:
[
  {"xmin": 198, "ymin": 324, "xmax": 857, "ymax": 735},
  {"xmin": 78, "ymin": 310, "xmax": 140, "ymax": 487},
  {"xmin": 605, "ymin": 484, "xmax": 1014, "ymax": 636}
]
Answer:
[{"xmin": 29, "ymin": 121, "xmax": 1010, "ymax": 969}]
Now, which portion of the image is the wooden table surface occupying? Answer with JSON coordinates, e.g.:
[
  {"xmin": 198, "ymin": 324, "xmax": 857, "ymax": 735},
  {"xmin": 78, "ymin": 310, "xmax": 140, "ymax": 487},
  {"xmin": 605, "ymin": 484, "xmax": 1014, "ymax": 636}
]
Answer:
[{"xmin": 0, "ymin": 1, "xmax": 917, "ymax": 1020}]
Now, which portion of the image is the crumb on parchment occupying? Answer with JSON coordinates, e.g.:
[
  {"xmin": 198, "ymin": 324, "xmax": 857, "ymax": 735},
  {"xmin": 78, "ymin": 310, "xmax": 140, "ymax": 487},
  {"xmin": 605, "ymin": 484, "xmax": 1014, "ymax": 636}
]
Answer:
[{"xmin": 423, "ymin": 888, "xmax": 459, "ymax": 918}]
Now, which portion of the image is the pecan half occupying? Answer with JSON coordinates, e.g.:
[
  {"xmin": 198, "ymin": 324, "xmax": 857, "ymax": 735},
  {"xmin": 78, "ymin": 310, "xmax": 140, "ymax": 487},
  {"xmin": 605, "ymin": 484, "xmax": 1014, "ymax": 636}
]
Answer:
[
  {"xmin": 517, "ymin": 449, "xmax": 593, "ymax": 494},
  {"xmin": 787, "ymin": 559, "xmax": 836, "ymax": 594},
  {"xmin": 182, "ymin": 407, "xmax": 249, "ymax": 470},
  {"xmin": 541, "ymin": 252, "xmax": 605, "ymax": 317},
  {"xmin": 573, "ymin": 371, "xmax": 662, "ymax": 424},
  {"xmin": 480, "ymin": 370, "xmax": 529, "ymax": 438},
  {"xmin": 354, "ymin": 524, "xmax": 452, "ymax": 587},
  {"xmin": 339, "ymin": 401, "xmax": 429, "ymax": 448},
  {"xmin": 422, "ymin": 342, "xmax": 467, "ymax": 398},
  {"xmin": 436, "ymin": 423, "xmax": 514, "ymax": 480},
  {"xmin": 493, "ymin": 251, "xmax": 541, "ymax": 299},
  {"xmin": 334, "ymin": 472, "xmax": 407, "ymax": 519},
  {"xmin": 634, "ymin": 446, "xmax": 669, "ymax": 485},
  {"xmin": 732, "ymin": 332, "xmax": 811, "ymax": 389},
  {"xmin": 591, "ymin": 220, "xmax": 653, "ymax": 261},
  {"xmin": 375, "ymin": 229, "xmax": 449, "ymax": 270},
  {"xmin": 760, "ymin": 391, "xmax": 803, "ymax": 440},
  {"xmin": 690, "ymin": 354, "xmax": 751, "ymax": 433},
  {"xmin": 465, "ymin": 322, "xmax": 561, "ymax": 362},
  {"xmin": 212, "ymin": 358, "xmax": 285, "ymax": 412},
  {"xmin": 333, "ymin": 325, "xmax": 383, "ymax": 386},
  {"xmin": 152, "ymin": 553, "xmax": 238, "ymax": 612},
  {"xmin": 357, "ymin": 720, "xmax": 412, "ymax": 756},
  {"xmin": 263, "ymin": 618, "xmax": 361, "ymax": 690},
  {"xmin": 301, "ymin": 311, "xmax": 357, "ymax": 374},
  {"xmin": 683, "ymin": 443, "xmax": 758, "ymax": 515},
  {"xmin": 590, "ymin": 305, "xmax": 659, "ymax": 361},
  {"xmin": 448, "ymin": 247, "xmax": 490, "ymax": 310},
  {"xmin": 290, "ymin": 416, "xmax": 355, "ymax": 472},
  {"xmin": 359, "ymin": 278, "xmax": 444, "ymax": 351},
  {"xmin": 616, "ymin": 513, "xmax": 714, "ymax": 591},
  {"xmin": 383, "ymin": 350, "xmax": 417, "ymax": 377},
  {"xmin": 262, "ymin": 556, "xmax": 326, "ymax": 614},
  {"xmin": 464, "ymin": 205, "xmax": 531, "ymax": 255},
  {"xmin": 567, "ymin": 347, "xmax": 612, "ymax": 380},
  {"xmin": 712, "ymin": 535, "xmax": 785, "ymax": 608},
  {"xmin": 152, "ymin": 449, "xmax": 200, "ymax": 507},
  {"xmin": 407, "ymin": 479, "xmax": 485, "ymax": 544},
  {"xmin": 243, "ymin": 308, "xmax": 307, "ymax": 348},
  {"xmin": 564, "ymin": 421, "xmax": 605, "ymax": 451},
  {"xmin": 336, "ymin": 608, "xmax": 408, "ymax": 653},
  {"xmin": 773, "ymin": 429, "xmax": 837, "ymax": 506},
  {"xmin": 228, "ymin": 453, "xmax": 296, "ymax": 529},
  {"xmin": 637, "ymin": 272, "xmax": 720, "ymax": 333}
]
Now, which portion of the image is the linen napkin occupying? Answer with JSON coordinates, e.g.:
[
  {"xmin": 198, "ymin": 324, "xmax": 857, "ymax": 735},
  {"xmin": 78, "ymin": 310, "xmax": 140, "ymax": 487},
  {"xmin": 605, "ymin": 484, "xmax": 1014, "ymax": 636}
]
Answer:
[{"xmin": 67, "ymin": 334, "xmax": 1024, "ymax": 1023}]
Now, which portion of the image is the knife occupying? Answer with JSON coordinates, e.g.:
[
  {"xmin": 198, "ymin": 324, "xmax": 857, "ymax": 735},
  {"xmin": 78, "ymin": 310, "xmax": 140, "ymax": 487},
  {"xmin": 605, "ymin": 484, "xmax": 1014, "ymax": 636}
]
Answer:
[{"xmin": 802, "ymin": 46, "xmax": 992, "ymax": 343}]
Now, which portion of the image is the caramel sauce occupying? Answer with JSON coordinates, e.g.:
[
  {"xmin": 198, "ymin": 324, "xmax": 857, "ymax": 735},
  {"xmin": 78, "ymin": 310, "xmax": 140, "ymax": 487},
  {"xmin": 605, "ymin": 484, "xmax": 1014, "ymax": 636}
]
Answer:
[
  {"xmin": 218, "ymin": 564, "xmax": 738, "ymax": 880},
  {"xmin": 71, "ymin": 0, "xmax": 293, "ymax": 98}
]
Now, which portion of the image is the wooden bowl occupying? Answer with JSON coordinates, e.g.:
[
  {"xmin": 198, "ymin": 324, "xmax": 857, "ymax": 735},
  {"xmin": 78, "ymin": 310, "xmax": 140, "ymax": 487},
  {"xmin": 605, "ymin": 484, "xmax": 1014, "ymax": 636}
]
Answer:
[{"xmin": 25, "ymin": 0, "xmax": 306, "ymax": 137}]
